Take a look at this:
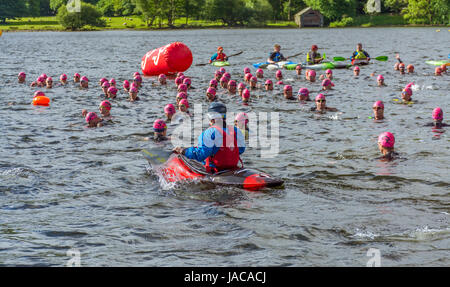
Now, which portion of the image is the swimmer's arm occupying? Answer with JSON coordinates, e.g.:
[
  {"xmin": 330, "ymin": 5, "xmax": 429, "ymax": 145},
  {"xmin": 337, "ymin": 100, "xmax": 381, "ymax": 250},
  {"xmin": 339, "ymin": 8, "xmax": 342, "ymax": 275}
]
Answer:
[
  {"xmin": 395, "ymin": 54, "xmax": 402, "ymax": 63},
  {"xmin": 326, "ymin": 107, "xmax": 338, "ymax": 112}
]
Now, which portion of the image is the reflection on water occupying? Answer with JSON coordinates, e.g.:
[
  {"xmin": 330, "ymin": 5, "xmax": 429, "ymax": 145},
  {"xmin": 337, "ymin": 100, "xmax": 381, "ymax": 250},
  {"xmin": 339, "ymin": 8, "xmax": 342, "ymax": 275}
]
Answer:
[{"xmin": 0, "ymin": 28, "xmax": 448, "ymax": 266}]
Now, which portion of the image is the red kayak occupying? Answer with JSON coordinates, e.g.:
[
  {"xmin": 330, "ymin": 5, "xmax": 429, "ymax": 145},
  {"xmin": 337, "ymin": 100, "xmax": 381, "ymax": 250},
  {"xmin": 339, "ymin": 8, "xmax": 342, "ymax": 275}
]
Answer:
[
  {"xmin": 351, "ymin": 59, "xmax": 370, "ymax": 66},
  {"xmin": 143, "ymin": 149, "xmax": 284, "ymax": 191}
]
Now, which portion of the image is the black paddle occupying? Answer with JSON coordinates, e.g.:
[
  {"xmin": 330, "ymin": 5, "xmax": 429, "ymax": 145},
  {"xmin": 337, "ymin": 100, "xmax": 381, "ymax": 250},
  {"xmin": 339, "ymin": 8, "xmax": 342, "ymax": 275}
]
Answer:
[{"xmin": 195, "ymin": 51, "xmax": 244, "ymax": 66}]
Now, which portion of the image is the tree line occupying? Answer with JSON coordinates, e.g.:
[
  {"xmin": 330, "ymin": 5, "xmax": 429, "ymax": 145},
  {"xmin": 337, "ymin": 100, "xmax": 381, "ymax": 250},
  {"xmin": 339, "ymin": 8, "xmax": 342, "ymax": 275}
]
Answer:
[{"xmin": 1, "ymin": 0, "xmax": 448, "ymax": 27}]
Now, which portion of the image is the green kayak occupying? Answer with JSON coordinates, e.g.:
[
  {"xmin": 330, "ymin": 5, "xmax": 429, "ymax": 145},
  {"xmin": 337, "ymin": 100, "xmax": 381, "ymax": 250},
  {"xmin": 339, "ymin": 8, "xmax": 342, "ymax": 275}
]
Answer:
[
  {"xmin": 211, "ymin": 61, "xmax": 230, "ymax": 67},
  {"xmin": 425, "ymin": 60, "xmax": 450, "ymax": 66},
  {"xmin": 285, "ymin": 62, "xmax": 351, "ymax": 70}
]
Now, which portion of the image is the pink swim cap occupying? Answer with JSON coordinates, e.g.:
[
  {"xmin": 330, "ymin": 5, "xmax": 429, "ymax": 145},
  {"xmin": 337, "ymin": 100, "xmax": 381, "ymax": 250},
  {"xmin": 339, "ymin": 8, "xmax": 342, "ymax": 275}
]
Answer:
[
  {"xmin": 276, "ymin": 70, "xmax": 282, "ymax": 76},
  {"xmin": 308, "ymin": 70, "xmax": 316, "ymax": 77},
  {"xmin": 215, "ymin": 70, "xmax": 222, "ymax": 77},
  {"xmin": 315, "ymin": 93, "xmax": 326, "ymax": 101},
  {"xmin": 245, "ymin": 73, "xmax": 253, "ymax": 81},
  {"xmin": 223, "ymin": 72, "xmax": 231, "ymax": 79},
  {"xmin": 108, "ymin": 86, "xmax": 118, "ymax": 95},
  {"xmin": 325, "ymin": 69, "xmax": 333, "ymax": 74},
  {"xmin": 41, "ymin": 74, "xmax": 48, "ymax": 80},
  {"xmin": 158, "ymin": 74, "xmax": 166, "ymax": 79},
  {"xmin": 353, "ymin": 66, "xmax": 360, "ymax": 71},
  {"xmin": 131, "ymin": 82, "xmax": 138, "ymax": 89},
  {"xmin": 129, "ymin": 87, "xmax": 138, "ymax": 93},
  {"xmin": 178, "ymin": 84, "xmax": 188, "ymax": 92},
  {"xmin": 207, "ymin": 87, "xmax": 216, "ymax": 96},
  {"xmin": 85, "ymin": 112, "xmax": 98, "ymax": 123},
  {"xmin": 177, "ymin": 92, "xmax": 188, "ymax": 100},
  {"xmin": 250, "ymin": 76, "xmax": 257, "ymax": 82},
  {"xmin": 296, "ymin": 65, "xmax": 302, "ymax": 70},
  {"xmin": 164, "ymin": 104, "xmax": 176, "ymax": 115},
  {"xmin": 33, "ymin": 90, "xmax": 45, "ymax": 98},
  {"xmin": 235, "ymin": 112, "xmax": 249, "ymax": 124},
  {"xmin": 81, "ymin": 76, "xmax": 89, "ymax": 82},
  {"xmin": 18, "ymin": 72, "xmax": 26, "ymax": 78},
  {"xmin": 133, "ymin": 75, "xmax": 142, "ymax": 82},
  {"xmin": 46, "ymin": 77, "xmax": 53, "ymax": 82},
  {"xmin": 228, "ymin": 80, "xmax": 237, "ymax": 86},
  {"xmin": 109, "ymin": 78, "xmax": 116, "ymax": 85},
  {"xmin": 265, "ymin": 79, "xmax": 273, "ymax": 85},
  {"xmin": 219, "ymin": 68, "xmax": 226, "ymax": 74},
  {"xmin": 100, "ymin": 78, "xmax": 108, "ymax": 83},
  {"xmin": 256, "ymin": 68, "xmax": 263, "ymax": 74},
  {"xmin": 74, "ymin": 73, "xmax": 80, "ymax": 78},
  {"xmin": 432, "ymin": 107, "xmax": 443, "ymax": 121},
  {"xmin": 242, "ymin": 88, "xmax": 250, "ymax": 99},
  {"xmin": 60, "ymin": 74, "xmax": 67, "ymax": 81},
  {"xmin": 102, "ymin": 81, "xmax": 110, "ymax": 88},
  {"xmin": 378, "ymin": 132, "xmax": 395, "ymax": 148},
  {"xmin": 210, "ymin": 79, "xmax": 218, "ymax": 86},
  {"xmin": 177, "ymin": 72, "xmax": 184, "ymax": 78},
  {"xmin": 134, "ymin": 72, "xmax": 140, "ymax": 77},
  {"xmin": 298, "ymin": 88, "xmax": 309, "ymax": 96},
  {"xmin": 405, "ymin": 82, "xmax": 414, "ymax": 89},
  {"xmin": 220, "ymin": 76, "xmax": 229, "ymax": 83},
  {"xmin": 283, "ymin": 85, "xmax": 292, "ymax": 91},
  {"xmin": 123, "ymin": 80, "xmax": 130, "ymax": 88},
  {"xmin": 276, "ymin": 80, "xmax": 284, "ymax": 85},
  {"xmin": 244, "ymin": 67, "xmax": 251, "ymax": 74},
  {"xmin": 402, "ymin": 87, "xmax": 412, "ymax": 96},
  {"xmin": 179, "ymin": 99, "xmax": 189, "ymax": 108},
  {"xmin": 100, "ymin": 100, "xmax": 111, "ymax": 111},
  {"xmin": 377, "ymin": 75, "xmax": 384, "ymax": 81},
  {"xmin": 183, "ymin": 78, "xmax": 191, "ymax": 85},
  {"xmin": 153, "ymin": 119, "xmax": 167, "ymax": 132},
  {"xmin": 238, "ymin": 83, "xmax": 246, "ymax": 89},
  {"xmin": 373, "ymin": 100, "xmax": 384, "ymax": 109},
  {"xmin": 37, "ymin": 76, "xmax": 45, "ymax": 83},
  {"xmin": 175, "ymin": 77, "xmax": 183, "ymax": 85},
  {"xmin": 322, "ymin": 79, "xmax": 334, "ymax": 87}
]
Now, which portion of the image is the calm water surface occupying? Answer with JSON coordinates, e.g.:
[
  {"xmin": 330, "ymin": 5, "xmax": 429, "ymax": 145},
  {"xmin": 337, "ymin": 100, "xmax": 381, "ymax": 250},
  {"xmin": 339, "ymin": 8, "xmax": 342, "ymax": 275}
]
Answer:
[{"xmin": 0, "ymin": 28, "xmax": 449, "ymax": 266}]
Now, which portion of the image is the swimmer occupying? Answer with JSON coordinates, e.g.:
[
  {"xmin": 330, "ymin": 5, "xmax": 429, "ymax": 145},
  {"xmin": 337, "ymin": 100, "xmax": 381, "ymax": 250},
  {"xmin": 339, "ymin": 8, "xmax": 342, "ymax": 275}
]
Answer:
[
  {"xmin": 34, "ymin": 90, "xmax": 45, "ymax": 98},
  {"xmin": 220, "ymin": 76, "xmax": 228, "ymax": 89},
  {"xmin": 99, "ymin": 78, "xmax": 108, "ymax": 86},
  {"xmin": 276, "ymin": 80, "xmax": 284, "ymax": 85},
  {"xmin": 80, "ymin": 76, "xmax": 89, "ymax": 89},
  {"xmin": 99, "ymin": 100, "xmax": 112, "ymax": 121},
  {"xmin": 178, "ymin": 83, "xmax": 188, "ymax": 94},
  {"xmin": 235, "ymin": 112, "xmax": 249, "ymax": 140},
  {"xmin": 353, "ymin": 66, "xmax": 360, "ymax": 76},
  {"xmin": 377, "ymin": 75, "xmax": 386, "ymax": 86},
  {"xmin": 134, "ymin": 75, "xmax": 142, "ymax": 88},
  {"xmin": 321, "ymin": 79, "xmax": 334, "ymax": 90},
  {"xmin": 295, "ymin": 65, "xmax": 302, "ymax": 76},
  {"xmin": 243, "ymin": 67, "xmax": 251, "ymax": 75},
  {"xmin": 215, "ymin": 70, "xmax": 222, "ymax": 82},
  {"xmin": 150, "ymin": 119, "xmax": 168, "ymax": 142},
  {"xmin": 176, "ymin": 92, "xmax": 188, "ymax": 105},
  {"xmin": 228, "ymin": 80, "xmax": 237, "ymax": 94},
  {"xmin": 107, "ymin": 86, "xmax": 118, "ymax": 99},
  {"xmin": 128, "ymin": 87, "xmax": 140, "ymax": 102},
  {"xmin": 256, "ymin": 69, "xmax": 264, "ymax": 79},
  {"xmin": 320, "ymin": 69, "xmax": 333, "ymax": 80},
  {"xmin": 275, "ymin": 70, "xmax": 283, "ymax": 81},
  {"xmin": 407, "ymin": 64, "xmax": 414, "ymax": 74},
  {"xmin": 372, "ymin": 101, "xmax": 384, "ymax": 120},
  {"xmin": 297, "ymin": 88, "xmax": 310, "ymax": 101},
  {"xmin": 30, "ymin": 81, "xmax": 37, "ymax": 87},
  {"xmin": 249, "ymin": 76, "xmax": 258, "ymax": 89},
  {"xmin": 311, "ymin": 93, "xmax": 337, "ymax": 112},
  {"xmin": 399, "ymin": 63, "xmax": 406, "ymax": 74},
  {"xmin": 18, "ymin": 72, "xmax": 26, "ymax": 83},
  {"xmin": 164, "ymin": 104, "xmax": 176, "ymax": 122},
  {"xmin": 183, "ymin": 78, "xmax": 191, "ymax": 89},
  {"xmin": 109, "ymin": 78, "xmax": 116, "ymax": 87},
  {"xmin": 242, "ymin": 88, "xmax": 250, "ymax": 104},
  {"xmin": 223, "ymin": 72, "xmax": 231, "ymax": 80},
  {"xmin": 435, "ymin": 67, "xmax": 442, "ymax": 76},
  {"xmin": 123, "ymin": 80, "xmax": 130, "ymax": 92},
  {"xmin": 401, "ymin": 87, "xmax": 413, "ymax": 103},
  {"xmin": 377, "ymin": 132, "xmax": 398, "ymax": 161},
  {"xmin": 237, "ymin": 83, "xmax": 246, "ymax": 97},
  {"xmin": 306, "ymin": 70, "xmax": 316, "ymax": 82},
  {"xmin": 177, "ymin": 72, "xmax": 184, "ymax": 78},
  {"xmin": 175, "ymin": 76, "xmax": 183, "ymax": 87},
  {"xmin": 60, "ymin": 74, "xmax": 68, "ymax": 85},
  {"xmin": 134, "ymin": 72, "xmax": 140, "ymax": 78},
  {"xmin": 74, "ymin": 73, "xmax": 81, "ymax": 83},
  {"xmin": 244, "ymin": 73, "xmax": 253, "ymax": 84},
  {"xmin": 101, "ymin": 81, "xmax": 110, "ymax": 97},
  {"xmin": 85, "ymin": 112, "xmax": 103, "ymax": 128},
  {"xmin": 264, "ymin": 79, "xmax": 273, "ymax": 91},
  {"xmin": 206, "ymin": 87, "xmax": 217, "ymax": 102},
  {"xmin": 46, "ymin": 77, "xmax": 53, "ymax": 89},
  {"xmin": 209, "ymin": 79, "xmax": 218, "ymax": 89},
  {"xmin": 178, "ymin": 99, "xmax": 190, "ymax": 115},
  {"xmin": 283, "ymin": 85, "xmax": 294, "ymax": 99},
  {"xmin": 440, "ymin": 64, "xmax": 447, "ymax": 73},
  {"xmin": 425, "ymin": 107, "xmax": 448, "ymax": 128},
  {"xmin": 158, "ymin": 74, "xmax": 167, "ymax": 85}
]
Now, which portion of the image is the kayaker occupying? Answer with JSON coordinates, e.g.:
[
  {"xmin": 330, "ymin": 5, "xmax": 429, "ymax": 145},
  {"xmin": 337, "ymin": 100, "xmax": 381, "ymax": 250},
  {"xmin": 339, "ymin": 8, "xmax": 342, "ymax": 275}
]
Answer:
[
  {"xmin": 267, "ymin": 44, "xmax": 287, "ymax": 64},
  {"xmin": 377, "ymin": 132, "xmax": 398, "ymax": 161},
  {"xmin": 173, "ymin": 102, "xmax": 245, "ymax": 173},
  {"xmin": 424, "ymin": 107, "xmax": 448, "ymax": 128},
  {"xmin": 372, "ymin": 101, "xmax": 384, "ymax": 120},
  {"xmin": 307, "ymin": 45, "xmax": 324, "ymax": 65},
  {"xmin": 209, "ymin": 46, "xmax": 228, "ymax": 64},
  {"xmin": 351, "ymin": 43, "xmax": 370, "ymax": 62},
  {"xmin": 311, "ymin": 93, "xmax": 337, "ymax": 113}
]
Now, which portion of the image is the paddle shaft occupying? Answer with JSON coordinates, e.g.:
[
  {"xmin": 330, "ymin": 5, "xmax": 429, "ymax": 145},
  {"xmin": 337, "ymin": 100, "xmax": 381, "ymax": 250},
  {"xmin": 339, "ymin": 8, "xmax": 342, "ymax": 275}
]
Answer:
[{"xmin": 196, "ymin": 51, "xmax": 243, "ymax": 66}]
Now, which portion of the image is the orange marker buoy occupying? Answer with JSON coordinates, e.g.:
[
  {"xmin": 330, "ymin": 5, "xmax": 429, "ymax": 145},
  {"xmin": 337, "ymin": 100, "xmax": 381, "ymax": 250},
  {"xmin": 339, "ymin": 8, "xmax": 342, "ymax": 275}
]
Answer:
[{"xmin": 33, "ymin": 96, "xmax": 50, "ymax": 106}]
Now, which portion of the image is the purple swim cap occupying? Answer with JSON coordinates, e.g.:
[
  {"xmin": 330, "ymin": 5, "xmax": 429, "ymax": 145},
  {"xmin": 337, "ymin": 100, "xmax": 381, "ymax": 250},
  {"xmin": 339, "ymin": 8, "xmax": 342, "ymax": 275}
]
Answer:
[
  {"xmin": 228, "ymin": 80, "xmax": 237, "ymax": 86},
  {"xmin": 298, "ymin": 88, "xmax": 309, "ymax": 96},
  {"xmin": 210, "ymin": 79, "xmax": 218, "ymax": 86},
  {"xmin": 183, "ymin": 78, "xmax": 191, "ymax": 85},
  {"xmin": 283, "ymin": 85, "xmax": 292, "ymax": 91},
  {"xmin": 176, "ymin": 92, "xmax": 188, "ymax": 100}
]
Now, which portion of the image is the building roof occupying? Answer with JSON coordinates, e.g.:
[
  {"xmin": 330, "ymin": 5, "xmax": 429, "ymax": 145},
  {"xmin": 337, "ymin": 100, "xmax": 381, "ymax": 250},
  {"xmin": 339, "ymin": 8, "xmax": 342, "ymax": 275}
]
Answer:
[{"xmin": 295, "ymin": 7, "xmax": 316, "ymax": 16}]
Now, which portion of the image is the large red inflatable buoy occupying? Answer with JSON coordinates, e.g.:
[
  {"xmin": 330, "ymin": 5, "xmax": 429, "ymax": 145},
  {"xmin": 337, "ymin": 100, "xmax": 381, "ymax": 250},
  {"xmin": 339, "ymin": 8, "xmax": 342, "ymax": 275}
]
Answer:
[{"xmin": 141, "ymin": 42, "xmax": 193, "ymax": 76}]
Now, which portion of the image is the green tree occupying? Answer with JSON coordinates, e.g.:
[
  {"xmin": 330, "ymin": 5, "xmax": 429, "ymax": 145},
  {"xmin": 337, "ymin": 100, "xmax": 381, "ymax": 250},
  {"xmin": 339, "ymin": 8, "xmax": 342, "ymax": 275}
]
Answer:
[
  {"xmin": 40, "ymin": 0, "xmax": 55, "ymax": 15},
  {"xmin": 304, "ymin": 0, "xmax": 357, "ymax": 21},
  {"xmin": 383, "ymin": 0, "xmax": 408, "ymax": 13},
  {"xmin": 282, "ymin": 0, "xmax": 306, "ymax": 20},
  {"xmin": 28, "ymin": 0, "xmax": 41, "ymax": 16},
  {"xmin": 0, "ymin": 0, "xmax": 28, "ymax": 23},
  {"xmin": 134, "ymin": 0, "xmax": 160, "ymax": 26},
  {"xmin": 96, "ymin": 0, "xmax": 115, "ymax": 16},
  {"xmin": 57, "ymin": 1, "xmax": 106, "ymax": 30},
  {"xmin": 403, "ymin": 0, "xmax": 449, "ymax": 24}
]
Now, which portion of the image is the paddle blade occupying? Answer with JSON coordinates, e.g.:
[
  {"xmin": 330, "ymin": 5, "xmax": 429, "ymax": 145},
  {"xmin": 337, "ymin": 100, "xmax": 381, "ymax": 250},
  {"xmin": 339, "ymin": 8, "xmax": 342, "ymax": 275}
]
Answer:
[
  {"xmin": 142, "ymin": 148, "xmax": 172, "ymax": 166},
  {"xmin": 375, "ymin": 56, "xmax": 388, "ymax": 61},
  {"xmin": 333, "ymin": 56, "xmax": 347, "ymax": 61}
]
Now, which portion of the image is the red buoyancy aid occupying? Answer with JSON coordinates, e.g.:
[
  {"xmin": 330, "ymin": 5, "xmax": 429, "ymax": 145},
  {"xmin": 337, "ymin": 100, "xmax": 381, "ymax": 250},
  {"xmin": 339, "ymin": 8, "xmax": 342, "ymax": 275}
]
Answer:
[
  {"xmin": 205, "ymin": 125, "xmax": 240, "ymax": 172},
  {"xmin": 216, "ymin": 53, "xmax": 227, "ymax": 61}
]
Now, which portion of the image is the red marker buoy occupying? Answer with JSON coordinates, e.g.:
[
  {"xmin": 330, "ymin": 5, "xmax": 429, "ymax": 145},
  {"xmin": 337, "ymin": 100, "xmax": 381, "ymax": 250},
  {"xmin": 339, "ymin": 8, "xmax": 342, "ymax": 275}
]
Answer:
[{"xmin": 141, "ymin": 42, "xmax": 193, "ymax": 76}]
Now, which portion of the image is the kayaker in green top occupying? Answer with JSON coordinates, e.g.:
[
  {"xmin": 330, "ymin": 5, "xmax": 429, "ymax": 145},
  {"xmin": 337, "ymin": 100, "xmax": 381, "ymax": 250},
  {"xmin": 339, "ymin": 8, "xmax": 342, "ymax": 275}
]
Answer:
[
  {"xmin": 351, "ymin": 43, "xmax": 371, "ymax": 62},
  {"xmin": 306, "ymin": 45, "xmax": 324, "ymax": 65}
]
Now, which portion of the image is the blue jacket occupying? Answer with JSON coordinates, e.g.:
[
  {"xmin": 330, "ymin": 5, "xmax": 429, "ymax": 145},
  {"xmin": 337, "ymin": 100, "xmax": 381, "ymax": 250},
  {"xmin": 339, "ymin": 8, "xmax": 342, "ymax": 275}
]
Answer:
[{"xmin": 184, "ymin": 126, "xmax": 245, "ymax": 166}]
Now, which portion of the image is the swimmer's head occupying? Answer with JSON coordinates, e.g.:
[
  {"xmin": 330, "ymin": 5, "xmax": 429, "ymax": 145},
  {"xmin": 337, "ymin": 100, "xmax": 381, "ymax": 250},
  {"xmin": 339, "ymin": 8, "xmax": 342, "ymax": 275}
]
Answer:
[
  {"xmin": 129, "ymin": 87, "xmax": 138, "ymax": 94},
  {"xmin": 432, "ymin": 107, "xmax": 443, "ymax": 122},
  {"xmin": 109, "ymin": 78, "xmax": 116, "ymax": 85},
  {"xmin": 219, "ymin": 67, "xmax": 226, "ymax": 74},
  {"xmin": 407, "ymin": 64, "xmax": 414, "ymax": 73},
  {"xmin": 378, "ymin": 132, "xmax": 395, "ymax": 149},
  {"xmin": 244, "ymin": 73, "xmax": 253, "ymax": 82},
  {"xmin": 60, "ymin": 74, "xmax": 67, "ymax": 81},
  {"xmin": 209, "ymin": 79, "xmax": 218, "ymax": 88},
  {"xmin": 373, "ymin": 101, "xmax": 384, "ymax": 109},
  {"xmin": 223, "ymin": 72, "xmax": 231, "ymax": 79},
  {"xmin": 153, "ymin": 119, "xmax": 167, "ymax": 133},
  {"xmin": 102, "ymin": 81, "xmax": 110, "ymax": 89},
  {"xmin": 177, "ymin": 72, "xmax": 184, "ymax": 78},
  {"xmin": 325, "ymin": 69, "xmax": 332, "ymax": 75},
  {"xmin": 177, "ymin": 83, "xmax": 188, "ymax": 93},
  {"xmin": 238, "ymin": 83, "xmax": 246, "ymax": 90},
  {"xmin": 85, "ymin": 112, "xmax": 98, "ymax": 123},
  {"xmin": 178, "ymin": 99, "xmax": 189, "ymax": 111},
  {"xmin": 440, "ymin": 64, "xmax": 447, "ymax": 72},
  {"xmin": 322, "ymin": 79, "xmax": 334, "ymax": 89},
  {"xmin": 164, "ymin": 104, "xmax": 176, "ymax": 115},
  {"xmin": 244, "ymin": 67, "xmax": 251, "ymax": 74},
  {"xmin": 235, "ymin": 112, "xmax": 249, "ymax": 128},
  {"xmin": 100, "ymin": 78, "xmax": 108, "ymax": 85},
  {"xmin": 18, "ymin": 72, "xmax": 26, "ymax": 81},
  {"xmin": 123, "ymin": 80, "xmax": 130, "ymax": 89},
  {"xmin": 242, "ymin": 88, "xmax": 250, "ymax": 101},
  {"xmin": 134, "ymin": 72, "xmax": 140, "ymax": 77},
  {"xmin": 435, "ymin": 67, "xmax": 442, "ymax": 75},
  {"xmin": 33, "ymin": 90, "xmax": 45, "ymax": 98},
  {"xmin": 99, "ymin": 100, "xmax": 112, "ymax": 111},
  {"xmin": 107, "ymin": 86, "xmax": 118, "ymax": 96},
  {"xmin": 298, "ymin": 88, "xmax": 309, "ymax": 101},
  {"xmin": 183, "ymin": 77, "xmax": 191, "ymax": 86},
  {"xmin": 394, "ymin": 62, "xmax": 400, "ymax": 71},
  {"xmin": 175, "ymin": 77, "xmax": 183, "ymax": 86},
  {"xmin": 176, "ymin": 92, "xmax": 188, "ymax": 103},
  {"xmin": 275, "ymin": 70, "xmax": 282, "ymax": 79}
]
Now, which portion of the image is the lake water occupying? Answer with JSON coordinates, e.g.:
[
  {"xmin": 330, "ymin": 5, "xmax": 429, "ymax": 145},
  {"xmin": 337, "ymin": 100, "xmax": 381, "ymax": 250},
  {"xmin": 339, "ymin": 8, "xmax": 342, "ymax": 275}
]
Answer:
[{"xmin": 0, "ymin": 28, "xmax": 448, "ymax": 266}]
